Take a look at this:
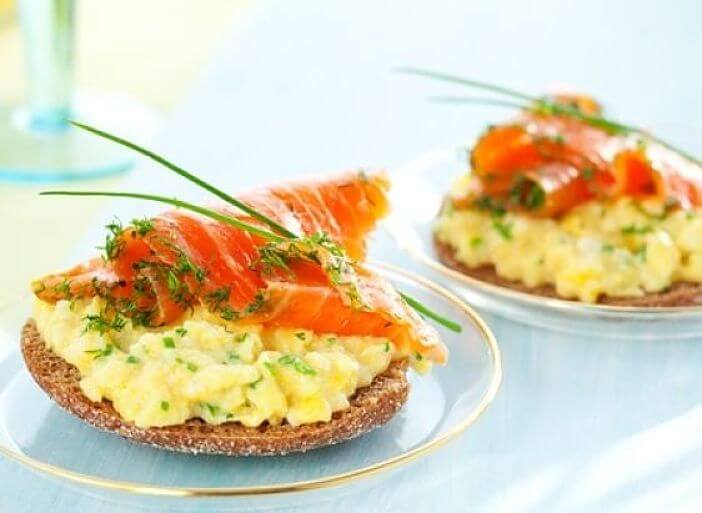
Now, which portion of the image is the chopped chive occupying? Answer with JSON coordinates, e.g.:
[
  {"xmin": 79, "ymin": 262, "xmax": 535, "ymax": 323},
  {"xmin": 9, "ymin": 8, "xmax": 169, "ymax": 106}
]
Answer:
[
  {"xmin": 295, "ymin": 332, "xmax": 306, "ymax": 340},
  {"xmin": 160, "ymin": 400, "xmax": 170, "ymax": 411},
  {"xmin": 163, "ymin": 337, "xmax": 175, "ymax": 348},
  {"xmin": 492, "ymin": 220, "xmax": 513, "ymax": 240},
  {"xmin": 126, "ymin": 355, "xmax": 140, "ymax": 364},
  {"xmin": 84, "ymin": 344, "xmax": 114, "ymax": 359},
  {"xmin": 186, "ymin": 362, "xmax": 198, "ymax": 372},
  {"xmin": 175, "ymin": 327, "xmax": 187, "ymax": 337},
  {"xmin": 384, "ymin": 342, "xmax": 391, "ymax": 353},
  {"xmin": 470, "ymin": 236, "xmax": 484, "ymax": 248}
]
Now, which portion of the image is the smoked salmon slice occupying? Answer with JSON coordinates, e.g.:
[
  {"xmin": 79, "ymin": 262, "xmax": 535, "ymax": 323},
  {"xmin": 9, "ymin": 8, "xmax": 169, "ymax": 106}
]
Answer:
[
  {"xmin": 32, "ymin": 170, "xmax": 447, "ymax": 364},
  {"xmin": 464, "ymin": 100, "xmax": 702, "ymax": 216}
]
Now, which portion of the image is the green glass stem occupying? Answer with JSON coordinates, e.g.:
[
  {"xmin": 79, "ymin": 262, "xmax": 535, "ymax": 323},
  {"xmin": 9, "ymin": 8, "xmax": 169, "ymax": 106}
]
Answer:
[{"xmin": 18, "ymin": 0, "xmax": 75, "ymax": 133}]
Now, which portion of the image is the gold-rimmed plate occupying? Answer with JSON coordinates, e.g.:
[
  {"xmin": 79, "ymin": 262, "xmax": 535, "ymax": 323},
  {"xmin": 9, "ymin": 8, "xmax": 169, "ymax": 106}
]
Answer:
[
  {"xmin": 0, "ymin": 263, "xmax": 501, "ymax": 508},
  {"xmin": 386, "ymin": 147, "xmax": 702, "ymax": 339}
]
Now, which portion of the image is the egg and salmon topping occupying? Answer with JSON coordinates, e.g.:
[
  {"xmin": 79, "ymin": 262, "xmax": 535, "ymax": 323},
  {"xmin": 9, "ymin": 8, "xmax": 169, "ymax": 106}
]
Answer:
[
  {"xmin": 437, "ymin": 175, "xmax": 702, "ymax": 302},
  {"xmin": 34, "ymin": 298, "xmax": 430, "ymax": 429}
]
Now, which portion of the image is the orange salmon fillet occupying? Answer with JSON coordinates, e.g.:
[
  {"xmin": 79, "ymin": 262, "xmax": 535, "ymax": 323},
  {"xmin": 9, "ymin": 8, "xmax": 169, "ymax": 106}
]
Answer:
[{"xmin": 32, "ymin": 170, "xmax": 447, "ymax": 364}]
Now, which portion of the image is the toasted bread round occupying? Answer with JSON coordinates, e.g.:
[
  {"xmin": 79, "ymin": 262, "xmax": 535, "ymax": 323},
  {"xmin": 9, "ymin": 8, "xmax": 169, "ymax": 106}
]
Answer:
[
  {"xmin": 434, "ymin": 237, "xmax": 702, "ymax": 307},
  {"xmin": 21, "ymin": 320, "xmax": 409, "ymax": 456}
]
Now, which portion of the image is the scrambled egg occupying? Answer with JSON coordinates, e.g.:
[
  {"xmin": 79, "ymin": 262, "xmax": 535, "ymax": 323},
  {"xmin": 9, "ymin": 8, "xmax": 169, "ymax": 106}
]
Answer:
[
  {"xmin": 34, "ymin": 298, "xmax": 398, "ymax": 428},
  {"xmin": 436, "ymin": 194, "xmax": 702, "ymax": 302}
]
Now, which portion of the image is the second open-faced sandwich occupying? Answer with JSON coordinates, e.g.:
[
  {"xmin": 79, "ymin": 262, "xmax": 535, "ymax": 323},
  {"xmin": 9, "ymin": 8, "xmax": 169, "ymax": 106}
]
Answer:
[
  {"xmin": 417, "ymin": 73, "xmax": 702, "ymax": 306},
  {"xmin": 23, "ymin": 126, "xmax": 452, "ymax": 456}
]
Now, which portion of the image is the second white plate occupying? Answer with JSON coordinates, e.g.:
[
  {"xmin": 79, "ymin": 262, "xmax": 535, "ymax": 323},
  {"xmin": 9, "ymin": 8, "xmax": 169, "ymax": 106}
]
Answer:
[{"xmin": 386, "ymin": 147, "xmax": 702, "ymax": 339}]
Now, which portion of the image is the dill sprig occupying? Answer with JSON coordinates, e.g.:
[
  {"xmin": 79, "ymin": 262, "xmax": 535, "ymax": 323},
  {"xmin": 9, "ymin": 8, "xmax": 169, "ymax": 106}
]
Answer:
[{"xmin": 398, "ymin": 67, "xmax": 702, "ymax": 167}]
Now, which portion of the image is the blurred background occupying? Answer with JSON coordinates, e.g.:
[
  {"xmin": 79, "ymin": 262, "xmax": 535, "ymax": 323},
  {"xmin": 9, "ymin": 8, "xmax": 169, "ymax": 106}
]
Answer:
[{"xmin": 0, "ymin": 0, "xmax": 250, "ymax": 305}]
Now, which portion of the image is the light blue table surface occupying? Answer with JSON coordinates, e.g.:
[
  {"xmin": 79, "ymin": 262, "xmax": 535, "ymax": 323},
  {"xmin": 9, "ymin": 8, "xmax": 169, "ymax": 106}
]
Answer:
[{"xmin": 3, "ymin": 1, "xmax": 702, "ymax": 511}]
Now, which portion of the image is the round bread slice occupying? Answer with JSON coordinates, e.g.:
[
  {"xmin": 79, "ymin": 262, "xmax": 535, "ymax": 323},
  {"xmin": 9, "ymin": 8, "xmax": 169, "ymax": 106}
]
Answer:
[
  {"xmin": 21, "ymin": 320, "xmax": 409, "ymax": 456},
  {"xmin": 435, "ymin": 237, "xmax": 702, "ymax": 307}
]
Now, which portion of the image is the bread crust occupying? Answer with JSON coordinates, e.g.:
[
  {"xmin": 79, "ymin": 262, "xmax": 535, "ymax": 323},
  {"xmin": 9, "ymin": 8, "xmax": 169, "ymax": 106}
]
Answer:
[
  {"xmin": 21, "ymin": 320, "xmax": 409, "ymax": 456},
  {"xmin": 434, "ymin": 237, "xmax": 702, "ymax": 307}
]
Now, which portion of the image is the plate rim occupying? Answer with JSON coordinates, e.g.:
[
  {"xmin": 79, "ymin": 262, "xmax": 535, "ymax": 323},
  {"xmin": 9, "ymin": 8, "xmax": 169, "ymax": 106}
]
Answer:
[
  {"xmin": 387, "ymin": 147, "xmax": 702, "ymax": 319},
  {"xmin": 0, "ymin": 262, "xmax": 502, "ymax": 498}
]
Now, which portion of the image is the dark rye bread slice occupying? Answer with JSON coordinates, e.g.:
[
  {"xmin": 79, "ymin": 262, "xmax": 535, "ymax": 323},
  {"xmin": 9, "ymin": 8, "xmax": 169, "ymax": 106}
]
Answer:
[
  {"xmin": 21, "ymin": 320, "xmax": 409, "ymax": 456},
  {"xmin": 434, "ymin": 237, "xmax": 702, "ymax": 307}
]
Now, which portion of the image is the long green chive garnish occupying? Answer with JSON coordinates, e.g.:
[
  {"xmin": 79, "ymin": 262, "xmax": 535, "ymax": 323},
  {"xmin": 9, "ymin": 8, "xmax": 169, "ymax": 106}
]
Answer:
[
  {"xmin": 400, "ymin": 293, "xmax": 462, "ymax": 333},
  {"xmin": 429, "ymin": 95, "xmax": 527, "ymax": 110},
  {"xmin": 397, "ymin": 67, "xmax": 536, "ymax": 102},
  {"xmin": 70, "ymin": 121, "xmax": 298, "ymax": 238},
  {"xmin": 39, "ymin": 191, "xmax": 284, "ymax": 242},
  {"xmin": 398, "ymin": 67, "xmax": 702, "ymax": 167}
]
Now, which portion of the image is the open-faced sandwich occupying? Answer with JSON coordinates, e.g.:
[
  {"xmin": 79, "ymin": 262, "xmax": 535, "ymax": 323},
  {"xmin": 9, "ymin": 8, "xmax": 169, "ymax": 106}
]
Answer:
[
  {"xmin": 23, "ymin": 125, "xmax": 451, "ymax": 456},
  {"xmin": 404, "ymin": 70, "xmax": 702, "ymax": 306}
]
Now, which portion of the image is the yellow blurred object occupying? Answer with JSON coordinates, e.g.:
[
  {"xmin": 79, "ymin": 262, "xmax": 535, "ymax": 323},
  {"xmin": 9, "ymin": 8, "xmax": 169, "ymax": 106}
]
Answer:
[{"xmin": 0, "ymin": 0, "xmax": 14, "ymax": 21}]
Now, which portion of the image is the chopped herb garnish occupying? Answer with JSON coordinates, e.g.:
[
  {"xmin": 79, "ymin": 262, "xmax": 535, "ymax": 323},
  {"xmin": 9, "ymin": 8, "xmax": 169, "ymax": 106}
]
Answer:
[
  {"xmin": 85, "ymin": 344, "xmax": 113, "ymax": 359},
  {"xmin": 384, "ymin": 342, "xmax": 391, "ymax": 353},
  {"xmin": 621, "ymin": 224, "xmax": 653, "ymax": 235},
  {"xmin": 523, "ymin": 183, "xmax": 545, "ymax": 210},
  {"xmin": 327, "ymin": 337, "xmax": 338, "ymax": 345},
  {"xmin": 278, "ymin": 354, "xmax": 317, "ymax": 376},
  {"xmin": 186, "ymin": 362, "xmax": 198, "ymax": 372},
  {"xmin": 204, "ymin": 403, "xmax": 220, "ymax": 416},
  {"xmin": 131, "ymin": 217, "xmax": 154, "ymax": 236},
  {"xmin": 166, "ymin": 270, "xmax": 181, "ymax": 295},
  {"xmin": 227, "ymin": 351, "xmax": 240, "ymax": 362},
  {"xmin": 492, "ymin": 220, "xmax": 513, "ymax": 240},
  {"xmin": 126, "ymin": 355, "xmax": 140, "ymax": 364},
  {"xmin": 249, "ymin": 376, "xmax": 264, "ymax": 389},
  {"xmin": 474, "ymin": 196, "xmax": 506, "ymax": 217},
  {"xmin": 160, "ymin": 400, "xmax": 170, "ymax": 412},
  {"xmin": 295, "ymin": 332, "xmax": 306, "ymax": 340},
  {"xmin": 53, "ymin": 279, "xmax": 72, "ymax": 299},
  {"xmin": 263, "ymin": 361, "xmax": 277, "ymax": 375},
  {"xmin": 235, "ymin": 332, "xmax": 249, "ymax": 343},
  {"xmin": 175, "ymin": 327, "xmax": 187, "ymax": 337},
  {"xmin": 219, "ymin": 307, "xmax": 236, "ymax": 321},
  {"xmin": 83, "ymin": 311, "xmax": 127, "ymax": 335},
  {"xmin": 470, "ymin": 236, "xmax": 484, "ymax": 248},
  {"xmin": 176, "ymin": 252, "xmax": 206, "ymax": 282},
  {"xmin": 163, "ymin": 336, "xmax": 175, "ymax": 349},
  {"xmin": 98, "ymin": 218, "xmax": 124, "ymax": 261},
  {"xmin": 415, "ymin": 351, "xmax": 424, "ymax": 361}
]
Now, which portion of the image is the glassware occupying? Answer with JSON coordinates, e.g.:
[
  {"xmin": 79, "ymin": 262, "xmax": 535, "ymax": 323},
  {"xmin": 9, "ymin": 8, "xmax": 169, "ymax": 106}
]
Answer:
[{"xmin": 0, "ymin": 0, "xmax": 158, "ymax": 182}]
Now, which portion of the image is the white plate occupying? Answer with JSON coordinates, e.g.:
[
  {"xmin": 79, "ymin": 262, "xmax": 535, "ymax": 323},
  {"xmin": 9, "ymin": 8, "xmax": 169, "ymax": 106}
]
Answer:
[
  {"xmin": 0, "ymin": 263, "xmax": 501, "ymax": 509},
  {"xmin": 386, "ymin": 147, "xmax": 702, "ymax": 339}
]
